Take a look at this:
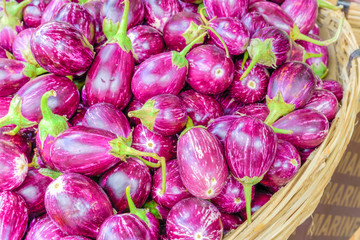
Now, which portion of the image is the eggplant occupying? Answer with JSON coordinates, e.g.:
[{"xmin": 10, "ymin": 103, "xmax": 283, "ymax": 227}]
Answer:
[
  {"xmin": 214, "ymin": 91, "xmax": 243, "ymax": 115},
  {"xmin": 234, "ymin": 103, "xmax": 270, "ymax": 122},
  {"xmin": 261, "ymin": 140, "xmax": 301, "ymax": 187},
  {"xmin": 23, "ymin": 0, "xmax": 51, "ymax": 28},
  {"xmin": 99, "ymin": 158, "xmax": 152, "ymax": 212},
  {"xmin": 83, "ymin": 0, "xmax": 134, "ymax": 110},
  {"xmin": 15, "ymin": 169, "xmax": 53, "ymax": 216},
  {"xmin": 220, "ymin": 212, "xmax": 244, "ymax": 235},
  {"xmin": 163, "ymin": 12, "xmax": 205, "ymax": 52},
  {"xmin": 0, "ymin": 46, "xmax": 12, "ymax": 58},
  {"xmin": 177, "ymin": 125, "xmax": 228, "ymax": 199},
  {"xmin": 186, "ymin": 44, "xmax": 234, "ymax": 94},
  {"xmin": 61, "ymin": 237, "xmax": 91, "ymax": 240},
  {"xmin": 180, "ymin": 90, "xmax": 224, "ymax": 126},
  {"xmin": 241, "ymin": 12, "xmax": 269, "ymax": 37},
  {"xmin": 178, "ymin": 0, "xmax": 198, "ymax": 12},
  {"xmin": 203, "ymin": 0, "xmax": 248, "ymax": 19},
  {"xmin": 129, "ymin": 94, "xmax": 187, "ymax": 136},
  {"xmin": 309, "ymin": 23, "xmax": 319, "ymax": 35},
  {"xmin": 144, "ymin": 200, "xmax": 170, "ymax": 222},
  {"xmin": 131, "ymin": 124, "xmax": 177, "ymax": 166},
  {"xmin": 12, "ymin": 28, "xmax": 38, "ymax": 66},
  {"xmin": 83, "ymin": 0, "xmax": 105, "ymax": 47},
  {"xmin": 212, "ymin": 174, "xmax": 255, "ymax": 213},
  {"xmin": 45, "ymin": 173, "xmax": 113, "ymax": 238},
  {"xmin": 272, "ymin": 108, "xmax": 329, "ymax": 149},
  {"xmin": 303, "ymin": 89, "xmax": 338, "ymax": 121},
  {"xmin": 299, "ymin": 148, "xmax": 315, "ymax": 164},
  {"xmin": 26, "ymin": 215, "xmax": 67, "ymax": 240},
  {"xmin": 225, "ymin": 116, "xmax": 277, "ymax": 222},
  {"xmin": 128, "ymin": 25, "xmax": 165, "ymax": 64},
  {"xmin": 287, "ymin": 41, "xmax": 322, "ymax": 63},
  {"xmin": 152, "ymin": 159, "xmax": 193, "ymax": 209},
  {"xmin": 52, "ymin": 2, "xmax": 96, "ymax": 44},
  {"xmin": 125, "ymin": 98, "xmax": 143, "ymax": 126},
  {"xmin": 82, "ymin": 102, "xmax": 131, "ymax": 137},
  {"xmin": 143, "ymin": 0, "xmax": 181, "ymax": 33},
  {"xmin": 0, "ymin": 191, "xmax": 28, "ymax": 240},
  {"xmin": 239, "ymin": 26, "xmax": 291, "ymax": 80},
  {"xmin": 322, "ymin": 79, "xmax": 343, "ymax": 102},
  {"xmin": 207, "ymin": 115, "xmax": 241, "ymax": 145},
  {"xmin": 166, "ymin": 197, "xmax": 223, "ymax": 239},
  {"xmin": 229, "ymin": 59, "xmax": 269, "ymax": 104},
  {"xmin": 0, "ymin": 126, "xmax": 32, "ymax": 158},
  {"xmin": 264, "ymin": 62, "xmax": 316, "ymax": 125},
  {"xmin": 41, "ymin": 0, "xmax": 70, "ymax": 24},
  {"xmin": 239, "ymin": 190, "xmax": 272, "ymax": 221},
  {"xmin": 0, "ymin": 140, "xmax": 28, "ymax": 191},
  {"xmin": 69, "ymin": 103, "xmax": 87, "ymax": 126}
]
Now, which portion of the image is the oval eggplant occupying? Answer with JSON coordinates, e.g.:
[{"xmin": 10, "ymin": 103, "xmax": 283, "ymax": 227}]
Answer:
[
  {"xmin": 241, "ymin": 12, "xmax": 269, "ymax": 37},
  {"xmin": 207, "ymin": 115, "xmax": 241, "ymax": 145},
  {"xmin": 178, "ymin": 0, "xmax": 198, "ymax": 12},
  {"xmin": 322, "ymin": 79, "xmax": 343, "ymax": 102},
  {"xmin": 83, "ymin": 0, "xmax": 105, "ymax": 47},
  {"xmin": 220, "ymin": 212, "xmax": 244, "ymax": 235},
  {"xmin": 25, "ymin": 215, "xmax": 68, "ymax": 239},
  {"xmin": 23, "ymin": 0, "xmax": 51, "ymax": 28},
  {"xmin": 239, "ymin": 190, "xmax": 272, "ymax": 221},
  {"xmin": 125, "ymin": 99, "xmax": 143, "ymax": 126},
  {"xmin": 45, "ymin": 173, "xmax": 113, "ymax": 238},
  {"xmin": 234, "ymin": 103, "xmax": 270, "ymax": 122},
  {"xmin": 303, "ymin": 89, "xmax": 338, "ymax": 121},
  {"xmin": 12, "ymin": 28, "xmax": 38, "ymax": 66},
  {"xmin": 214, "ymin": 91, "xmax": 243, "ymax": 115},
  {"xmin": 203, "ymin": 0, "xmax": 248, "ymax": 19},
  {"xmin": 41, "ymin": 0, "xmax": 70, "ymax": 24}
]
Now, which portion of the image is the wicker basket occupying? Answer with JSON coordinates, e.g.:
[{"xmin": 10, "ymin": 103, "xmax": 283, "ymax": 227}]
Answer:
[{"xmin": 224, "ymin": 7, "xmax": 360, "ymax": 240}]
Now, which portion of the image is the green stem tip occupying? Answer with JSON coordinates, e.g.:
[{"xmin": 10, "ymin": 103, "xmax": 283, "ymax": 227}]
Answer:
[
  {"xmin": 243, "ymin": 182, "xmax": 254, "ymax": 224},
  {"xmin": 38, "ymin": 168, "xmax": 63, "ymax": 180},
  {"xmin": 126, "ymin": 185, "xmax": 150, "ymax": 226}
]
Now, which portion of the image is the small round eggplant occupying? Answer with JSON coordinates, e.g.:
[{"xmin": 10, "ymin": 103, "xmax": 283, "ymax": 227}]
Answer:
[
  {"xmin": 125, "ymin": 99, "xmax": 143, "ymax": 126},
  {"xmin": 241, "ymin": 12, "xmax": 269, "ymax": 37},
  {"xmin": 166, "ymin": 197, "xmax": 223, "ymax": 239},
  {"xmin": 152, "ymin": 159, "xmax": 193, "ymax": 209},
  {"xmin": 203, "ymin": 0, "xmax": 248, "ymax": 19},
  {"xmin": 229, "ymin": 59, "xmax": 269, "ymax": 104},
  {"xmin": 179, "ymin": 90, "xmax": 224, "ymax": 126},
  {"xmin": 99, "ymin": 158, "xmax": 152, "ymax": 213},
  {"xmin": 186, "ymin": 44, "xmax": 234, "ymax": 95},
  {"xmin": 23, "ymin": 0, "xmax": 51, "ymax": 28},
  {"xmin": 31, "ymin": 21, "xmax": 94, "ymax": 76},
  {"xmin": 83, "ymin": 0, "xmax": 105, "ymax": 47},
  {"xmin": 303, "ymin": 89, "xmax": 339, "ymax": 121},
  {"xmin": 272, "ymin": 108, "xmax": 329, "ymax": 149},
  {"xmin": 128, "ymin": 25, "xmax": 165, "ymax": 64},
  {"xmin": 0, "ymin": 191, "xmax": 28, "ymax": 240},
  {"xmin": 261, "ymin": 140, "xmax": 301, "ymax": 187},
  {"xmin": 214, "ymin": 91, "xmax": 243, "ymax": 115},
  {"xmin": 207, "ymin": 115, "xmax": 241, "ymax": 145},
  {"xmin": 234, "ymin": 103, "xmax": 270, "ymax": 122},
  {"xmin": 322, "ymin": 79, "xmax": 343, "ymax": 102},
  {"xmin": 45, "ymin": 173, "xmax": 113, "ymax": 238},
  {"xmin": 220, "ymin": 212, "xmax": 244, "ymax": 235},
  {"xmin": 12, "ymin": 28, "xmax": 38, "ymax": 66},
  {"xmin": 82, "ymin": 103, "xmax": 131, "ymax": 137},
  {"xmin": 239, "ymin": 190, "xmax": 272, "ymax": 221},
  {"xmin": 25, "ymin": 215, "xmax": 67, "ymax": 240},
  {"xmin": 128, "ymin": 94, "xmax": 187, "ymax": 136},
  {"xmin": 41, "ymin": 0, "xmax": 70, "ymax": 24}
]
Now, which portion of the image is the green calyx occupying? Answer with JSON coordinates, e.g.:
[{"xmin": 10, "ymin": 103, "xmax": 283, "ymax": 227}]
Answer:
[
  {"xmin": 126, "ymin": 185, "xmax": 150, "ymax": 226},
  {"xmin": 144, "ymin": 200, "xmax": 163, "ymax": 220},
  {"xmin": 0, "ymin": 95, "xmax": 36, "ymax": 135},
  {"xmin": 317, "ymin": 0, "xmax": 343, "ymax": 10},
  {"xmin": 178, "ymin": 116, "xmax": 207, "ymax": 138},
  {"xmin": 181, "ymin": 21, "xmax": 206, "ymax": 45},
  {"xmin": 22, "ymin": 63, "xmax": 47, "ymax": 79},
  {"xmin": 127, "ymin": 100, "xmax": 159, "ymax": 132},
  {"xmin": 28, "ymin": 150, "xmax": 40, "ymax": 169},
  {"xmin": 241, "ymin": 38, "xmax": 277, "ymax": 80},
  {"xmin": 103, "ymin": 18, "xmax": 120, "ymax": 40},
  {"xmin": 270, "ymin": 126, "xmax": 293, "ymax": 135},
  {"xmin": 311, "ymin": 62, "xmax": 328, "ymax": 79},
  {"xmin": 38, "ymin": 90, "xmax": 69, "ymax": 146},
  {"xmin": 0, "ymin": 0, "xmax": 30, "ymax": 30},
  {"xmin": 38, "ymin": 168, "xmax": 63, "ymax": 180},
  {"xmin": 264, "ymin": 92, "xmax": 295, "ymax": 126},
  {"xmin": 78, "ymin": 0, "xmax": 90, "ymax": 5}
]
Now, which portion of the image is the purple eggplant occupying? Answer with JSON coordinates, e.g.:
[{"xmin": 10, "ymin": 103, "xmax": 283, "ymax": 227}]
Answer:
[
  {"xmin": 207, "ymin": 115, "xmax": 241, "ymax": 145},
  {"xmin": 125, "ymin": 98, "xmax": 143, "ymax": 126},
  {"xmin": 281, "ymin": 0, "xmax": 317, "ymax": 35},
  {"xmin": 23, "ymin": 0, "xmax": 51, "ymax": 28},
  {"xmin": 0, "ymin": 140, "xmax": 28, "ymax": 191},
  {"xmin": 15, "ymin": 169, "xmax": 53, "ymax": 216},
  {"xmin": 12, "ymin": 28, "xmax": 38, "ymax": 66},
  {"xmin": 68, "ymin": 103, "xmax": 87, "ymax": 126},
  {"xmin": 212, "ymin": 174, "xmax": 255, "ymax": 214},
  {"xmin": 0, "ymin": 191, "xmax": 28, "ymax": 240},
  {"xmin": 214, "ymin": 91, "xmax": 243, "ymax": 115},
  {"xmin": 45, "ymin": 173, "xmax": 113, "ymax": 238},
  {"xmin": 26, "ymin": 215, "xmax": 67, "ymax": 240},
  {"xmin": 225, "ymin": 116, "xmax": 277, "ymax": 222},
  {"xmin": 229, "ymin": 59, "xmax": 269, "ymax": 104},
  {"xmin": 129, "ymin": 94, "xmax": 187, "ymax": 136},
  {"xmin": 178, "ymin": 0, "xmax": 198, "ymax": 12},
  {"xmin": 309, "ymin": 23, "xmax": 319, "ymax": 35},
  {"xmin": 203, "ymin": 0, "xmax": 248, "ymax": 19},
  {"xmin": 241, "ymin": 12, "xmax": 269, "ymax": 37},
  {"xmin": 82, "ymin": 103, "xmax": 131, "ymax": 137},
  {"xmin": 152, "ymin": 159, "xmax": 193, "ymax": 209},
  {"xmin": 186, "ymin": 44, "xmax": 234, "ymax": 94},
  {"xmin": 0, "ymin": 58, "xmax": 47, "ymax": 97},
  {"xmin": 31, "ymin": 21, "xmax": 94, "ymax": 76},
  {"xmin": 131, "ymin": 124, "xmax": 177, "ymax": 166},
  {"xmin": 239, "ymin": 190, "xmax": 272, "ymax": 221},
  {"xmin": 144, "ymin": 200, "xmax": 170, "ymax": 222},
  {"xmin": 131, "ymin": 32, "xmax": 206, "ymax": 103},
  {"xmin": 273, "ymin": 108, "xmax": 329, "ymax": 149},
  {"xmin": 177, "ymin": 125, "xmax": 228, "ymax": 199},
  {"xmin": 128, "ymin": 25, "xmax": 165, "ymax": 64},
  {"xmin": 41, "ymin": 0, "xmax": 70, "ymax": 24},
  {"xmin": 234, "ymin": 103, "xmax": 270, "ymax": 122},
  {"xmin": 261, "ymin": 140, "xmax": 301, "ymax": 187},
  {"xmin": 83, "ymin": 0, "xmax": 105, "ymax": 47},
  {"xmin": 99, "ymin": 158, "xmax": 152, "ymax": 212},
  {"xmin": 179, "ymin": 90, "xmax": 224, "ymax": 126},
  {"xmin": 52, "ymin": 2, "xmax": 96, "ymax": 44},
  {"xmin": 287, "ymin": 41, "xmax": 323, "ymax": 63},
  {"xmin": 299, "ymin": 148, "xmax": 315, "ymax": 164},
  {"xmin": 0, "ymin": 126, "xmax": 32, "ymax": 159},
  {"xmin": 240, "ymin": 26, "xmax": 291, "ymax": 80},
  {"xmin": 143, "ymin": 0, "xmax": 181, "ymax": 33},
  {"xmin": 163, "ymin": 12, "xmax": 205, "ymax": 52},
  {"xmin": 97, "ymin": 214, "xmax": 152, "ymax": 240},
  {"xmin": 220, "ymin": 212, "xmax": 244, "ymax": 235},
  {"xmin": 298, "ymin": 34, "xmax": 329, "ymax": 78},
  {"xmin": 303, "ymin": 89, "xmax": 338, "ymax": 121},
  {"xmin": 61, "ymin": 237, "xmax": 91, "ymax": 240},
  {"xmin": 264, "ymin": 61, "xmax": 316, "ymax": 125},
  {"xmin": 322, "ymin": 79, "xmax": 343, "ymax": 102},
  {"xmin": 83, "ymin": 0, "xmax": 134, "ymax": 110},
  {"xmin": 0, "ymin": 46, "xmax": 11, "ymax": 58},
  {"xmin": 166, "ymin": 197, "xmax": 223, "ymax": 239}
]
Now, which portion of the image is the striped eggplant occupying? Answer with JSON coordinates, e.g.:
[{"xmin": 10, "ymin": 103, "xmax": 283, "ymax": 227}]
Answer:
[
  {"xmin": 207, "ymin": 115, "xmax": 241, "ymax": 145},
  {"xmin": 322, "ymin": 79, "xmax": 343, "ymax": 102},
  {"xmin": 234, "ymin": 103, "xmax": 270, "ymax": 122},
  {"xmin": 309, "ymin": 23, "xmax": 319, "ymax": 35},
  {"xmin": 203, "ymin": 0, "xmax": 248, "ymax": 19},
  {"xmin": 83, "ymin": 0, "xmax": 105, "ymax": 47},
  {"xmin": 239, "ymin": 190, "xmax": 272, "ymax": 221},
  {"xmin": 41, "ymin": 0, "xmax": 70, "ymax": 24},
  {"xmin": 241, "ymin": 12, "xmax": 269, "ymax": 37},
  {"xmin": 144, "ymin": 200, "xmax": 170, "ymax": 223},
  {"xmin": 25, "ymin": 215, "xmax": 67, "ymax": 240},
  {"xmin": 214, "ymin": 91, "xmax": 243, "ymax": 115},
  {"xmin": 178, "ymin": 0, "xmax": 198, "ymax": 12},
  {"xmin": 0, "ymin": 126, "xmax": 32, "ymax": 159},
  {"xmin": 12, "ymin": 28, "xmax": 38, "ymax": 66},
  {"xmin": 299, "ymin": 148, "xmax": 315, "ymax": 164},
  {"xmin": 45, "ymin": 173, "xmax": 113, "ymax": 238},
  {"xmin": 220, "ymin": 212, "xmax": 243, "ymax": 235},
  {"xmin": 23, "ymin": 0, "xmax": 51, "ymax": 28},
  {"xmin": 303, "ymin": 89, "xmax": 339, "ymax": 121},
  {"xmin": 69, "ymin": 103, "xmax": 87, "ymax": 126}
]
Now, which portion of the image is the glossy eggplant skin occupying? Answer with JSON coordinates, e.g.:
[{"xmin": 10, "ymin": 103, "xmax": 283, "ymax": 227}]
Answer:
[
  {"xmin": 83, "ymin": 43, "xmax": 134, "ymax": 110},
  {"xmin": 241, "ymin": 12, "xmax": 269, "ymax": 37},
  {"xmin": 303, "ymin": 89, "xmax": 339, "ymax": 121},
  {"xmin": 41, "ymin": 0, "xmax": 71, "ymax": 24},
  {"xmin": 207, "ymin": 115, "xmax": 241, "ymax": 145},
  {"xmin": 45, "ymin": 173, "xmax": 113, "ymax": 238},
  {"xmin": 0, "ymin": 126, "xmax": 32, "ymax": 159},
  {"xmin": 214, "ymin": 92, "xmax": 243, "ymax": 115},
  {"xmin": 99, "ymin": 158, "xmax": 152, "ymax": 213},
  {"xmin": 61, "ymin": 236, "xmax": 91, "ymax": 240},
  {"xmin": 30, "ymin": 21, "xmax": 94, "ymax": 76},
  {"xmin": 235, "ymin": 103, "xmax": 270, "ymax": 122},
  {"xmin": 26, "ymin": 215, "xmax": 67, "ymax": 240},
  {"xmin": 12, "ymin": 28, "xmax": 38, "ymax": 66},
  {"xmin": 0, "ymin": 191, "xmax": 28, "ymax": 240},
  {"xmin": 203, "ymin": 0, "xmax": 249, "ymax": 19},
  {"xmin": 239, "ymin": 190, "xmax": 272, "ymax": 221},
  {"xmin": 220, "ymin": 212, "xmax": 243, "ymax": 235},
  {"xmin": 23, "ymin": 0, "xmax": 51, "ymax": 28},
  {"xmin": 322, "ymin": 79, "xmax": 343, "ymax": 102},
  {"xmin": 83, "ymin": 0, "xmax": 105, "ymax": 47}
]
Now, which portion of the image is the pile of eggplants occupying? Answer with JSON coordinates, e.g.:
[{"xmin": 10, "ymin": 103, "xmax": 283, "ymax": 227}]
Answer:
[{"xmin": 0, "ymin": 0, "xmax": 346, "ymax": 238}]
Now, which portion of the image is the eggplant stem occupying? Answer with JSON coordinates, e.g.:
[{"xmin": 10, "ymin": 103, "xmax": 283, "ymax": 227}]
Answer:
[
  {"xmin": 13, "ymin": 0, "xmax": 32, "ymax": 16},
  {"xmin": 40, "ymin": 90, "xmax": 56, "ymax": 121},
  {"xmin": 202, "ymin": 26, "xmax": 230, "ymax": 58},
  {"xmin": 240, "ymin": 51, "xmax": 261, "ymax": 80},
  {"xmin": 2, "ymin": 0, "xmax": 8, "ymax": 16},
  {"xmin": 304, "ymin": 52, "xmax": 323, "ymax": 62},
  {"xmin": 160, "ymin": 157, "xmax": 167, "ymax": 195},
  {"xmin": 126, "ymin": 185, "xmax": 137, "ymax": 213},
  {"xmin": 318, "ymin": 0, "xmax": 343, "ymax": 10},
  {"xmin": 118, "ymin": 0, "xmax": 129, "ymax": 38},
  {"xmin": 199, "ymin": 7, "xmax": 209, "ymax": 26},
  {"xmin": 242, "ymin": 51, "xmax": 249, "ymax": 69},
  {"xmin": 134, "ymin": 156, "xmax": 161, "ymax": 168},
  {"xmin": 179, "ymin": 32, "xmax": 207, "ymax": 58},
  {"xmin": 270, "ymin": 126, "xmax": 293, "ymax": 135},
  {"xmin": 243, "ymin": 183, "xmax": 253, "ymax": 223}
]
